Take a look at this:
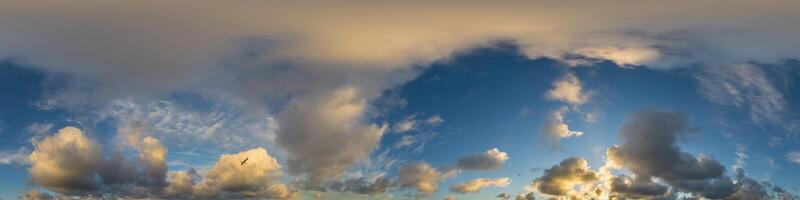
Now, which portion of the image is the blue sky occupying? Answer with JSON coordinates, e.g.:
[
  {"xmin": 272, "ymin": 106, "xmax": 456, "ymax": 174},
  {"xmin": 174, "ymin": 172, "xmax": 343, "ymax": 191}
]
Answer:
[{"xmin": 2, "ymin": 1, "xmax": 800, "ymax": 200}]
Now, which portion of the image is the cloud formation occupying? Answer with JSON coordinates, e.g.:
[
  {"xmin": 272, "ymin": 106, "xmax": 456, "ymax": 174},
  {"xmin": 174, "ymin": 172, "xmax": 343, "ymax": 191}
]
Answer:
[
  {"xmin": 25, "ymin": 126, "xmax": 294, "ymax": 199},
  {"xmin": 455, "ymin": 148, "xmax": 510, "ymax": 171},
  {"xmin": 450, "ymin": 177, "xmax": 511, "ymax": 194},
  {"xmin": 605, "ymin": 109, "xmax": 732, "ymax": 198},
  {"xmin": 787, "ymin": 151, "xmax": 800, "ymax": 165},
  {"xmin": 545, "ymin": 73, "xmax": 590, "ymax": 107},
  {"xmin": 531, "ymin": 157, "xmax": 598, "ymax": 196},
  {"xmin": 695, "ymin": 64, "xmax": 789, "ymax": 128},
  {"xmin": 188, "ymin": 148, "xmax": 295, "ymax": 199},
  {"xmin": 276, "ymin": 87, "xmax": 387, "ymax": 186},
  {"xmin": 28, "ymin": 127, "xmax": 103, "ymax": 194},
  {"xmin": 3, "ymin": 1, "xmax": 800, "ymax": 192},
  {"xmin": 398, "ymin": 162, "xmax": 457, "ymax": 197},
  {"xmin": 515, "ymin": 192, "xmax": 535, "ymax": 200},
  {"xmin": 542, "ymin": 107, "xmax": 584, "ymax": 141}
]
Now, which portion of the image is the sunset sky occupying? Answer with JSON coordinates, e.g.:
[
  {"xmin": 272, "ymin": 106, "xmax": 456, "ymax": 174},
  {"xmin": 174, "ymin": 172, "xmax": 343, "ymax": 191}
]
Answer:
[{"xmin": 1, "ymin": 1, "xmax": 800, "ymax": 200}]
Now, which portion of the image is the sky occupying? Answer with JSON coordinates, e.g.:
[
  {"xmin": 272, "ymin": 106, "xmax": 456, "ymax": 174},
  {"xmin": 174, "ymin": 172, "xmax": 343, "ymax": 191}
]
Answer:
[{"xmin": 1, "ymin": 1, "xmax": 800, "ymax": 200}]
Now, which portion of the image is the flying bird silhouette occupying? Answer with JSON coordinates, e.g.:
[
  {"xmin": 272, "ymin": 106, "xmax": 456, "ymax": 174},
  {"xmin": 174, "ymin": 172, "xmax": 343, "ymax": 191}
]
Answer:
[{"xmin": 240, "ymin": 157, "xmax": 249, "ymax": 166}]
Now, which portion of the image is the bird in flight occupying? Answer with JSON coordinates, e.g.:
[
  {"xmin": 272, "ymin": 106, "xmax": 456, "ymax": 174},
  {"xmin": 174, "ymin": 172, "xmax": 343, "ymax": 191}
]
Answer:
[{"xmin": 240, "ymin": 157, "xmax": 249, "ymax": 166}]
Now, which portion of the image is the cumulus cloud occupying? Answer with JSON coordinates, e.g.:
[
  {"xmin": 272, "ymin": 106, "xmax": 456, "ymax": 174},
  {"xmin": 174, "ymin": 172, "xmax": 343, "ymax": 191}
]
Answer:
[
  {"xmin": 277, "ymin": 87, "xmax": 387, "ymax": 186},
  {"xmin": 162, "ymin": 148, "xmax": 296, "ymax": 199},
  {"xmin": 542, "ymin": 107, "xmax": 584, "ymax": 141},
  {"xmin": 191, "ymin": 148, "xmax": 295, "ymax": 199},
  {"xmin": 27, "ymin": 126, "xmax": 173, "ymax": 196},
  {"xmin": 515, "ymin": 192, "xmax": 535, "ymax": 200},
  {"xmin": 25, "ymin": 126, "xmax": 294, "ymax": 199},
  {"xmin": 445, "ymin": 195, "xmax": 457, "ymax": 200},
  {"xmin": 605, "ymin": 109, "xmax": 733, "ymax": 198},
  {"xmin": 545, "ymin": 73, "xmax": 590, "ymax": 106},
  {"xmin": 28, "ymin": 127, "xmax": 103, "ymax": 194},
  {"xmin": 542, "ymin": 72, "xmax": 588, "ymax": 145},
  {"xmin": 531, "ymin": 157, "xmax": 598, "ymax": 196},
  {"xmin": 450, "ymin": 177, "xmax": 511, "ymax": 194},
  {"xmin": 455, "ymin": 148, "xmax": 509, "ymax": 170},
  {"xmin": 398, "ymin": 162, "xmax": 458, "ymax": 197}
]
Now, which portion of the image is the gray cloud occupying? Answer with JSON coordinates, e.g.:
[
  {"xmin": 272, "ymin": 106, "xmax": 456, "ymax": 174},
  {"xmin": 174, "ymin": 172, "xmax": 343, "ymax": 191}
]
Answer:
[
  {"xmin": 515, "ymin": 192, "xmax": 535, "ymax": 200},
  {"xmin": 276, "ymin": 87, "xmax": 387, "ymax": 187},
  {"xmin": 327, "ymin": 175, "xmax": 394, "ymax": 196},
  {"xmin": 609, "ymin": 175, "xmax": 669, "ymax": 197},
  {"xmin": 606, "ymin": 109, "xmax": 732, "ymax": 198},
  {"xmin": 455, "ymin": 148, "xmax": 509, "ymax": 171}
]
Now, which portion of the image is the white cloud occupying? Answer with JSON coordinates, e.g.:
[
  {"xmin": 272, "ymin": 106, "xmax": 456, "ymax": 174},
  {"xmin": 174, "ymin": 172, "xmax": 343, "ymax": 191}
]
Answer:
[
  {"xmin": 425, "ymin": 115, "xmax": 444, "ymax": 126},
  {"xmin": 531, "ymin": 157, "xmax": 598, "ymax": 196},
  {"xmin": 0, "ymin": 147, "xmax": 30, "ymax": 165},
  {"xmin": 28, "ymin": 127, "xmax": 103, "ymax": 194},
  {"xmin": 450, "ymin": 177, "xmax": 511, "ymax": 194},
  {"xmin": 543, "ymin": 107, "xmax": 584, "ymax": 141},
  {"xmin": 101, "ymin": 99, "xmax": 278, "ymax": 150},
  {"xmin": 398, "ymin": 162, "xmax": 458, "ymax": 197},
  {"xmin": 546, "ymin": 73, "xmax": 590, "ymax": 106},
  {"xmin": 456, "ymin": 148, "xmax": 510, "ymax": 170},
  {"xmin": 786, "ymin": 151, "xmax": 800, "ymax": 165},
  {"xmin": 695, "ymin": 64, "xmax": 788, "ymax": 127},
  {"xmin": 394, "ymin": 117, "xmax": 418, "ymax": 133}
]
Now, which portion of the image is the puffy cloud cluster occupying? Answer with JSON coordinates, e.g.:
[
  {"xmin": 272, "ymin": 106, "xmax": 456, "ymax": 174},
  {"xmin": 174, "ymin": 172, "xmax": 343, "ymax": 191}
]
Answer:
[
  {"xmin": 531, "ymin": 157, "xmax": 599, "ymax": 196},
  {"xmin": 398, "ymin": 162, "xmax": 458, "ymax": 197},
  {"xmin": 450, "ymin": 177, "xmax": 511, "ymax": 194},
  {"xmin": 456, "ymin": 148, "xmax": 510, "ymax": 171},
  {"xmin": 28, "ymin": 127, "xmax": 104, "ymax": 194},
  {"xmin": 26, "ymin": 126, "xmax": 294, "ymax": 199},
  {"xmin": 26, "ymin": 126, "xmax": 171, "ymax": 196},
  {"xmin": 168, "ymin": 148, "xmax": 296, "ymax": 199},
  {"xmin": 526, "ymin": 109, "xmax": 800, "ymax": 199}
]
